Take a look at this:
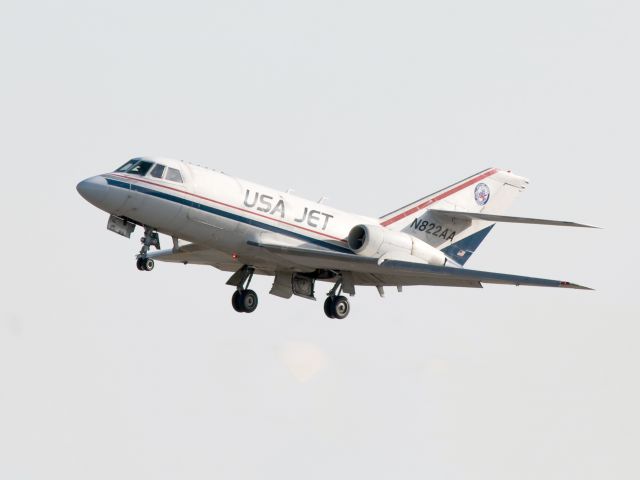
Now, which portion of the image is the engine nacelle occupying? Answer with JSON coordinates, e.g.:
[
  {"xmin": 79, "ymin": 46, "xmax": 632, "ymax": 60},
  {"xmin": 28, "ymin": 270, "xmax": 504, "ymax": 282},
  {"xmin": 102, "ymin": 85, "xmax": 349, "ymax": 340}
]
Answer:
[{"xmin": 347, "ymin": 224, "xmax": 446, "ymax": 266}]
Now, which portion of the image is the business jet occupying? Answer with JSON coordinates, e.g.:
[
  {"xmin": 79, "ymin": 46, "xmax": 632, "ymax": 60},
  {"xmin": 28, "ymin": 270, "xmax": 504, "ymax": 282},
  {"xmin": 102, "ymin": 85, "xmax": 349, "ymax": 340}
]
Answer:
[{"xmin": 77, "ymin": 158, "xmax": 595, "ymax": 318}]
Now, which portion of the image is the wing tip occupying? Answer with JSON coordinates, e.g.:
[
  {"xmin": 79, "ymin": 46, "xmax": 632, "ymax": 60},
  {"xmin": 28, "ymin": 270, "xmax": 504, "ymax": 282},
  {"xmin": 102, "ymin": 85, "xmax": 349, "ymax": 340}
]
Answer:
[
  {"xmin": 578, "ymin": 223, "xmax": 602, "ymax": 229},
  {"xmin": 560, "ymin": 281, "xmax": 594, "ymax": 291}
]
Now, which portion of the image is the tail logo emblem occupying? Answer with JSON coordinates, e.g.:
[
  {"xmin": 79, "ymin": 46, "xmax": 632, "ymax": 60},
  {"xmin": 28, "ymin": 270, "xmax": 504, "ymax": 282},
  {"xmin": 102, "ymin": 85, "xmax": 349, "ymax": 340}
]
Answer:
[{"xmin": 474, "ymin": 183, "xmax": 490, "ymax": 206}]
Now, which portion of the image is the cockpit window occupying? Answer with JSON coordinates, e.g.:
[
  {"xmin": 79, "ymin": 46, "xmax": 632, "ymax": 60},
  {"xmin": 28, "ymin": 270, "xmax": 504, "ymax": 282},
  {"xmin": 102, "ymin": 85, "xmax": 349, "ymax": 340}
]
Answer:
[
  {"xmin": 128, "ymin": 161, "xmax": 154, "ymax": 176},
  {"xmin": 115, "ymin": 159, "xmax": 179, "ymax": 181},
  {"xmin": 166, "ymin": 167, "xmax": 183, "ymax": 183},
  {"xmin": 149, "ymin": 164, "xmax": 166, "ymax": 179},
  {"xmin": 115, "ymin": 160, "xmax": 138, "ymax": 172}
]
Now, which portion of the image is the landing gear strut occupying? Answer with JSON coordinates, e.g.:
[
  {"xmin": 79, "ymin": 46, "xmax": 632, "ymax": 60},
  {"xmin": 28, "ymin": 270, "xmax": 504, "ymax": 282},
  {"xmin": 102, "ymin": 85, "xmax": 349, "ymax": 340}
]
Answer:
[
  {"xmin": 324, "ymin": 277, "xmax": 351, "ymax": 319},
  {"xmin": 136, "ymin": 226, "xmax": 160, "ymax": 272},
  {"xmin": 228, "ymin": 266, "xmax": 258, "ymax": 313}
]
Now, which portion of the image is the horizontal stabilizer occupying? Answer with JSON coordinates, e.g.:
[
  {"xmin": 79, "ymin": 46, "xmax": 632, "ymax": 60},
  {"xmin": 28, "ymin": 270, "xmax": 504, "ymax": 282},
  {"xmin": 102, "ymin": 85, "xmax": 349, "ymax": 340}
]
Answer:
[{"xmin": 429, "ymin": 209, "xmax": 599, "ymax": 228}]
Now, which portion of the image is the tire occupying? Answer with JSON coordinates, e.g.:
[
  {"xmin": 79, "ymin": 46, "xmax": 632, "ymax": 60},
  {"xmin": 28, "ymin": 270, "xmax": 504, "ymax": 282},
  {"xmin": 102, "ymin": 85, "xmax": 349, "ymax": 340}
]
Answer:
[
  {"xmin": 332, "ymin": 296, "xmax": 350, "ymax": 319},
  {"xmin": 231, "ymin": 290, "xmax": 243, "ymax": 312},
  {"xmin": 323, "ymin": 297, "xmax": 335, "ymax": 318},
  {"xmin": 144, "ymin": 258, "xmax": 155, "ymax": 271},
  {"xmin": 241, "ymin": 289, "xmax": 258, "ymax": 313},
  {"xmin": 136, "ymin": 258, "xmax": 144, "ymax": 270}
]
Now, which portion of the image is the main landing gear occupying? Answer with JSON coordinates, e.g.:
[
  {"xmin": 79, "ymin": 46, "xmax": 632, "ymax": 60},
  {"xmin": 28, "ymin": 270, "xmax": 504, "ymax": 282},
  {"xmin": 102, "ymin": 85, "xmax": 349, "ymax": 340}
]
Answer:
[
  {"xmin": 324, "ymin": 277, "xmax": 351, "ymax": 319},
  {"xmin": 228, "ymin": 266, "xmax": 259, "ymax": 313},
  {"xmin": 232, "ymin": 289, "xmax": 258, "ymax": 313},
  {"xmin": 225, "ymin": 267, "xmax": 353, "ymax": 318},
  {"xmin": 136, "ymin": 226, "xmax": 160, "ymax": 272}
]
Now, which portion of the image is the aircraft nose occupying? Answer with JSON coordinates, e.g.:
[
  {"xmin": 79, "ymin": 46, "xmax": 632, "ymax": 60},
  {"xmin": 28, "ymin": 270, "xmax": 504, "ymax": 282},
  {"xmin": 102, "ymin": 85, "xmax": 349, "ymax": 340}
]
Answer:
[{"xmin": 77, "ymin": 175, "xmax": 108, "ymax": 207}]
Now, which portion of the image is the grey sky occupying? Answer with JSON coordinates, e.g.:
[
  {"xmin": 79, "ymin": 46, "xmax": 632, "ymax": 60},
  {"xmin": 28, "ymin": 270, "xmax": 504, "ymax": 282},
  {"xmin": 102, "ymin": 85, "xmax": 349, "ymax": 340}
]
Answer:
[{"xmin": 1, "ymin": 1, "xmax": 638, "ymax": 479}]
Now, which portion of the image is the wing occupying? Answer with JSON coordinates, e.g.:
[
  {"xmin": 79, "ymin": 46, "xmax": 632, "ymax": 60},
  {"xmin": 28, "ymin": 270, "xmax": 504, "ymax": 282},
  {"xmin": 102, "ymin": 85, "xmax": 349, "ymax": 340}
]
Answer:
[
  {"xmin": 146, "ymin": 243, "xmax": 241, "ymax": 272},
  {"xmin": 248, "ymin": 241, "xmax": 592, "ymax": 290},
  {"xmin": 429, "ymin": 209, "xmax": 600, "ymax": 228}
]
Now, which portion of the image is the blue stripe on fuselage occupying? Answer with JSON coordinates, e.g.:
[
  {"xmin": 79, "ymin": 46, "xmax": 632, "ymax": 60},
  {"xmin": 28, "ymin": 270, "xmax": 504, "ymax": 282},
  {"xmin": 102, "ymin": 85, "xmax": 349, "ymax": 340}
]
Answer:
[{"xmin": 106, "ymin": 177, "xmax": 353, "ymax": 254}]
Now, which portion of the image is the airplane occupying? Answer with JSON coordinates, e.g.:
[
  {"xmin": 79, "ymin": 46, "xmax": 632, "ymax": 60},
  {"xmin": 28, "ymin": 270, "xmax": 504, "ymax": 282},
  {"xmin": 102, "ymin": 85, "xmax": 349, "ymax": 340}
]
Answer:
[{"xmin": 77, "ymin": 157, "xmax": 596, "ymax": 319}]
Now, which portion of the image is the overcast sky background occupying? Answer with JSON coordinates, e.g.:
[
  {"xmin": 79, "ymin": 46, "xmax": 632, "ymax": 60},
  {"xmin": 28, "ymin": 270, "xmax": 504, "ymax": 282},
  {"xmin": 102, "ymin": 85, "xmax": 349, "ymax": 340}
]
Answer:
[{"xmin": 1, "ymin": 1, "xmax": 639, "ymax": 479}]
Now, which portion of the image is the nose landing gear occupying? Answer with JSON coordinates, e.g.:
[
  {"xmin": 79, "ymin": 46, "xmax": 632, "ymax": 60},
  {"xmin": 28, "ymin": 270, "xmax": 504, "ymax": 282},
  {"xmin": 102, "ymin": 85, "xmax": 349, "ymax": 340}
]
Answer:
[
  {"xmin": 136, "ymin": 226, "xmax": 160, "ymax": 272},
  {"xmin": 136, "ymin": 257, "xmax": 155, "ymax": 271}
]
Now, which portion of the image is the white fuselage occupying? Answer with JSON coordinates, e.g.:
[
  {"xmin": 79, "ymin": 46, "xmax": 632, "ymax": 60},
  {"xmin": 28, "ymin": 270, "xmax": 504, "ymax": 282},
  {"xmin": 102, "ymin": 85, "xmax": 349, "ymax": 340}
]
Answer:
[{"xmin": 79, "ymin": 158, "xmax": 377, "ymax": 271}]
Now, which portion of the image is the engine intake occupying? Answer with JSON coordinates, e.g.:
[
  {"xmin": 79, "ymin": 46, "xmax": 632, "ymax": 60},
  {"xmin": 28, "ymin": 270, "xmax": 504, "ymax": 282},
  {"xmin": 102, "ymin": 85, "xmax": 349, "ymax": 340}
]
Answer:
[{"xmin": 347, "ymin": 224, "xmax": 446, "ymax": 266}]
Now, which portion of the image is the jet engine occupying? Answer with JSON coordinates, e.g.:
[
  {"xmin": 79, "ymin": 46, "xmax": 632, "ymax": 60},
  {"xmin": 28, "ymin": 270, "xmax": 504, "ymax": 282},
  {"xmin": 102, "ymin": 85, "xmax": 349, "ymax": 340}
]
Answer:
[{"xmin": 347, "ymin": 224, "xmax": 446, "ymax": 266}]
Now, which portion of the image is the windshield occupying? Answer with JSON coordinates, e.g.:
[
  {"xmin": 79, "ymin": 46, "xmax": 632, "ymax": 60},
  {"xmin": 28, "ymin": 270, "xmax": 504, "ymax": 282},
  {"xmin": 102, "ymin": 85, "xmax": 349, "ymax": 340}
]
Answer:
[
  {"xmin": 114, "ymin": 159, "xmax": 178, "ymax": 180},
  {"xmin": 128, "ymin": 161, "xmax": 154, "ymax": 176},
  {"xmin": 115, "ymin": 160, "xmax": 138, "ymax": 172},
  {"xmin": 114, "ymin": 159, "xmax": 154, "ymax": 176}
]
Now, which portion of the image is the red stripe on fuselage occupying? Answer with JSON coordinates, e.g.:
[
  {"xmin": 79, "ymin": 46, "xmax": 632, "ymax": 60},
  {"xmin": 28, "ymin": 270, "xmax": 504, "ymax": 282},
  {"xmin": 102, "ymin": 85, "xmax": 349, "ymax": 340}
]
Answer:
[
  {"xmin": 106, "ymin": 173, "xmax": 348, "ymax": 244},
  {"xmin": 380, "ymin": 168, "xmax": 499, "ymax": 227}
]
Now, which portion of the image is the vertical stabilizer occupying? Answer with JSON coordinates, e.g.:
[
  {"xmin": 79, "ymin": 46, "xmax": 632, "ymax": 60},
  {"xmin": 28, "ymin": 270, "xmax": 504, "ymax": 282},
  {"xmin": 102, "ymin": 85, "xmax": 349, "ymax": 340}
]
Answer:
[{"xmin": 379, "ymin": 168, "xmax": 529, "ymax": 266}]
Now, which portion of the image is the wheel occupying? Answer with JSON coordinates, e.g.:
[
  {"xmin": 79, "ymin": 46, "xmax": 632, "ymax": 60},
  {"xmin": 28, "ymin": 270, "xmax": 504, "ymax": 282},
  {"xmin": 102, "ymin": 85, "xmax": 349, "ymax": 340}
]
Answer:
[
  {"xmin": 241, "ymin": 289, "xmax": 258, "ymax": 313},
  {"xmin": 324, "ymin": 297, "xmax": 335, "ymax": 318},
  {"xmin": 136, "ymin": 258, "xmax": 144, "ymax": 270},
  {"xmin": 143, "ymin": 258, "xmax": 154, "ymax": 271},
  {"xmin": 332, "ymin": 296, "xmax": 350, "ymax": 319},
  {"xmin": 231, "ymin": 290, "xmax": 243, "ymax": 313}
]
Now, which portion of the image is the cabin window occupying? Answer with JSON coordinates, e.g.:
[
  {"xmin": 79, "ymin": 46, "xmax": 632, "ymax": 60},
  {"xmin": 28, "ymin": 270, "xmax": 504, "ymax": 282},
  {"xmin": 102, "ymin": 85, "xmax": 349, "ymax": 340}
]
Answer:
[
  {"xmin": 166, "ymin": 167, "xmax": 183, "ymax": 183},
  {"xmin": 149, "ymin": 164, "xmax": 166, "ymax": 179},
  {"xmin": 128, "ymin": 161, "xmax": 154, "ymax": 176}
]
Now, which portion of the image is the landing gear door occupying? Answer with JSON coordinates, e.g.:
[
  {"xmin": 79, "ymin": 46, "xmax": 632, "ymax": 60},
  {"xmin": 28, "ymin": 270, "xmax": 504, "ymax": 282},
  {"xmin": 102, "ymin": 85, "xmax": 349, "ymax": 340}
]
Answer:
[{"xmin": 107, "ymin": 215, "xmax": 136, "ymax": 238}]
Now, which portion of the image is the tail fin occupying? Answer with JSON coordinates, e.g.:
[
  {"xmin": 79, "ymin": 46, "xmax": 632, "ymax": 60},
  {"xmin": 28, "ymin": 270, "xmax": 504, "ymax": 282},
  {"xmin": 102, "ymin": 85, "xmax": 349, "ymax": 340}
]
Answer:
[{"xmin": 380, "ymin": 168, "xmax": 529, "ymax": 266}]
